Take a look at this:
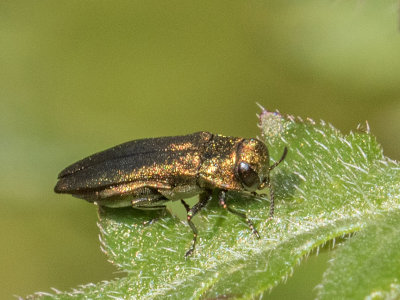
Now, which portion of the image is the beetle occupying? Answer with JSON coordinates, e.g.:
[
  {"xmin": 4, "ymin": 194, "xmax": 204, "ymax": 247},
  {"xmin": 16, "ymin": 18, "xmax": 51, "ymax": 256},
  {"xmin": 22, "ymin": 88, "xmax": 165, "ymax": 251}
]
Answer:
[{"xmin": 54, "ymin": 131, "xmax": 287, "ymax": 256}]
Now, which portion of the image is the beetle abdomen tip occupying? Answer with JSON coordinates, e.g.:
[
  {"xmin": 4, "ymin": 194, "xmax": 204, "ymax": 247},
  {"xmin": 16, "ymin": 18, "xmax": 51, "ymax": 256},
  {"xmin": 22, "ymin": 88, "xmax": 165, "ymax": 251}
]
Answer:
[{"xmin": 54, "ymin": 180, "xmax": 69, "ymax": 194}]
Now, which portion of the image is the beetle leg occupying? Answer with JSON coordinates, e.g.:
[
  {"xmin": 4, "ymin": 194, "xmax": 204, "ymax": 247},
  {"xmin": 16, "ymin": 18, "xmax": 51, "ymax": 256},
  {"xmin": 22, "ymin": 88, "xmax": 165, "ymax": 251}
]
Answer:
[
  {"xmin": 135, "ymin": 206, "xmax": 167, "ymax": 226},
  {"xmin": 130, "ymin": 188, "xmax": 168, "ymax": 207},
  {"xmin": 218, "ymin": 190, "xmax": 260, "ymax": 239},
  {"xmin": 266, "ymin": 146, "xmax": 287, "ymax": 218},
  {"xmin": 181, "ymin": 191, "xmax": 212, "ymax": 257},
  {"xmin": 252, "ymin": 188, "xmax": 274, "ymax": 219},
  {"xmin": 268, "ymin": 182, "xmax": 275, "ymax": 219},
  {"xmin": 262, "ymin": 176, "xmax": 275, "ymax": 219},
  {"xmin": 132, "ymin": 194, "xmax": 168, "ymax": 226},
  {"xmin": 134, "ymin": 205, "xmax": 167, "ymax": 210}
]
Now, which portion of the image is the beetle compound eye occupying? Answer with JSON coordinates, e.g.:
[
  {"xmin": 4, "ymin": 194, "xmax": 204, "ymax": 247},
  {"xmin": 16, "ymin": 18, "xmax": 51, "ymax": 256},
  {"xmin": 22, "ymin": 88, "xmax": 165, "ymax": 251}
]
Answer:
[{"xmin": 238, "ymin": 162, "xmax": 260, "ymax": 190}]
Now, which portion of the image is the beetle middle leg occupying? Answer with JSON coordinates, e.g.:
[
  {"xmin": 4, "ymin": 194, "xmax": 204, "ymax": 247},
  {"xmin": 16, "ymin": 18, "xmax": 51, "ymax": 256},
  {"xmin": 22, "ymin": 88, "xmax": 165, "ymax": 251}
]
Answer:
[
  {"xmin": 181, "ymin": 190, "xmax": 212, "ymax": 257},
  {"xmin": 131, "ymin": 189, "xmax": 169, "ymax": 225},
  {"xmin": 218, "ymin": 190, "xmax": 260, "ymax": 239}
]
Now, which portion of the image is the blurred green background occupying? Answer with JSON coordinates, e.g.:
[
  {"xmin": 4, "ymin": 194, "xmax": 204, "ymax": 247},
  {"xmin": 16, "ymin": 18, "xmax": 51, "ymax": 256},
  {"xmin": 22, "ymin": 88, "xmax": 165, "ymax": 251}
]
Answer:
[{"xmin": 1, "ymin": 1, "xmax": 399, "ymax": 298}]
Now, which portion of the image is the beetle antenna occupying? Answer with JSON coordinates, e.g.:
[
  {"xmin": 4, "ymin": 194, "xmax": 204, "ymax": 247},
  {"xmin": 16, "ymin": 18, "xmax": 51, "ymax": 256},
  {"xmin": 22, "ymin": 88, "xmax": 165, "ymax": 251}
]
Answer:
[{"xmin": 269, "ymin": 147, "xmax": 288, "ymax": 171}]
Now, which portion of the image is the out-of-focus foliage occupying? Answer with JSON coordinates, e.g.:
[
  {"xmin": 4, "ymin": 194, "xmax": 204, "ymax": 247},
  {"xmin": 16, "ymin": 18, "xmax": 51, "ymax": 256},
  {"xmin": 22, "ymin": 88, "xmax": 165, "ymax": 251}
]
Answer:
[{"xmin": 1, "ymin": 1, "xmax": 399, "ymax": 299}]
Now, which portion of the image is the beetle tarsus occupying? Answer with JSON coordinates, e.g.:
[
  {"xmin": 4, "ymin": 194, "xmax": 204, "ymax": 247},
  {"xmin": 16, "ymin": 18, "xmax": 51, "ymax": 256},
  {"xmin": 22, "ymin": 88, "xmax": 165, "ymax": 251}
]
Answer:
[
  {"xmin": 218, "ymin": 190, "xmax": 260, "ymax": 239},
  {"xmin": 181, "ymin": 191, "xmax": 212, "ymax": 257}
]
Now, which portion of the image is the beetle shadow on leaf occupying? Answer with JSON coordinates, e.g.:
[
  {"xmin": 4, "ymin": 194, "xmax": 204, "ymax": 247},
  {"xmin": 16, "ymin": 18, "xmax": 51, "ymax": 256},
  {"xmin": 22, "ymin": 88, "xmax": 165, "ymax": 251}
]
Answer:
[{"xmin": 272, "ymin": 170, "xmax": 302, "ymax": 202}]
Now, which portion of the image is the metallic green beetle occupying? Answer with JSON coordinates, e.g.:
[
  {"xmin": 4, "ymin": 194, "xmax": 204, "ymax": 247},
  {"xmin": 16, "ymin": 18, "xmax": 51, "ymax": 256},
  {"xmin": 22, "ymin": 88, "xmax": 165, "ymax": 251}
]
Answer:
[{"xmin": 55, "ymin": 132, "xmax": 287, "ymax": 256}]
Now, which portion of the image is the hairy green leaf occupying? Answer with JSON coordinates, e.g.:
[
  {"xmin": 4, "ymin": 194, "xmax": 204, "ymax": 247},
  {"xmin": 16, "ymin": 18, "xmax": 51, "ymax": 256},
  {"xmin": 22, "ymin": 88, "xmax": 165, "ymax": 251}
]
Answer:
[
  {"xmin": 317, "ymin": 210, "xmax": 400, "ymax": 299},
  {"xmin": 28, "ymin": 109, "xmax": 400, "ymax": 299}
]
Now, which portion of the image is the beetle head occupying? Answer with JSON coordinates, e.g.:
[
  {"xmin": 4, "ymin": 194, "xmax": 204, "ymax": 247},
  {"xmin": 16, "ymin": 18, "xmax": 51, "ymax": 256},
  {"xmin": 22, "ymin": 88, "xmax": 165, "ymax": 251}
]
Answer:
[{"xmin": 236, "ymin": 139, "xmax": 270, "ymax": 192}]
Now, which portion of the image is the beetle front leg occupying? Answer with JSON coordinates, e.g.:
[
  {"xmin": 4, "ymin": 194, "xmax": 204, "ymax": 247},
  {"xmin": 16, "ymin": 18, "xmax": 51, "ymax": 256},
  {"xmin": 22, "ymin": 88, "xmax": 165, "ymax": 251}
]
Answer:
[
  {"xmin": 266, "ymin": 146, "xmax": 287, "ymax": 218},
  {"xmin": 218, "ymin": 190, "xmax": 260, "ymax": 239},
  {"xmin": 263, "ymin": 176, "xmax": 275, "ymax": 219},
  {"xmin": 253, "ymin": 177, "xmax": 274, "ymax": 219},
  {"xmin": 268, "ymin": 180, "xmax": 275, "ymax": 219},
  {"xmin": 181, "ymin": 191, "xmax": 212, "ymax": 257}
]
